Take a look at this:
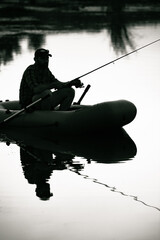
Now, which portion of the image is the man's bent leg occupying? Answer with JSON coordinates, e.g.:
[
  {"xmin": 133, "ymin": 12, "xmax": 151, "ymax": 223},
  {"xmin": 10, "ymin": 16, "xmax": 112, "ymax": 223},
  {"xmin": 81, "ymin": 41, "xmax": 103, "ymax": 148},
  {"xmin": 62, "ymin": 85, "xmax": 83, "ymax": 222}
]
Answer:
[
  {"xmin": 32, "ymin": 90, "xmax": 52, "ymax": 110},
  {"xmin": 51, "ymin": 88, "xmax": 75, "ymax": 110}
]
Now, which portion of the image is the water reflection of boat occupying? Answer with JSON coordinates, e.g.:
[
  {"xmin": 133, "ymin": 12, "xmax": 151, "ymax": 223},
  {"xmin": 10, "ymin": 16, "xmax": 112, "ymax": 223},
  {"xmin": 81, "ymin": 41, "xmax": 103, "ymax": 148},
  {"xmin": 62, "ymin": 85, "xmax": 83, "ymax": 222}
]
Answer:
[
  {"xmin": 0, "ymin": 127, "xmax": 137, "ymax": 200},
  {"xmin": 0, "ymin": 100, "xmax": 137, "ymax": 135},
  {"xmin": 0, "ymin": 126, "xmax": 137, "ymax": 163}
]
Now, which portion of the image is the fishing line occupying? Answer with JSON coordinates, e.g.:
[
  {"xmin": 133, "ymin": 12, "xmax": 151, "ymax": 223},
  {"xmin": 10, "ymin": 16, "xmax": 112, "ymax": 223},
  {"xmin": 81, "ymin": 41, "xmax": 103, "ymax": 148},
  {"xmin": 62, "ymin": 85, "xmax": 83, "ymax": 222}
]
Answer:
[
  {"xmin": 76, "ymin": 38, "xmax": 160, "ymax": 80},
  {"xmin": 69, "ymin": 167, "xmax": 160, "ymax": 212}
]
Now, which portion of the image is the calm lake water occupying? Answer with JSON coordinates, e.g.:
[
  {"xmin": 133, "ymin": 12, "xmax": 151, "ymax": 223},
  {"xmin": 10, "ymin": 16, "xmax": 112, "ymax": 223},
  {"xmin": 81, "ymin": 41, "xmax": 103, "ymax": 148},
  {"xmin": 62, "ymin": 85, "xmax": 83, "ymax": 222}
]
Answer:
[{"xmin": 0, "ymin": 18, "xmax": 160, "ymax": 240}]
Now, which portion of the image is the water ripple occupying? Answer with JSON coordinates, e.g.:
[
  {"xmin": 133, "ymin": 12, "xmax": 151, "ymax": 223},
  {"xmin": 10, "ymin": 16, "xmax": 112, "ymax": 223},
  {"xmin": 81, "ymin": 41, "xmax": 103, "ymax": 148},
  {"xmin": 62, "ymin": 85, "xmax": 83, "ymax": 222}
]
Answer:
[{"xmin": 70, "ymin": 168, "xmax": 160, "ymax": 213}]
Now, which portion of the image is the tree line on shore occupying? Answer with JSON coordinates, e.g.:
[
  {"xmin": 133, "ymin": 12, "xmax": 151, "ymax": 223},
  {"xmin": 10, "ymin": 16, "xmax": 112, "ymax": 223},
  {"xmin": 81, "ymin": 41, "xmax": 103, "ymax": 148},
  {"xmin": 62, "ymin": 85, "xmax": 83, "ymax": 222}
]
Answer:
[{"xmin": 1, "ymin": 0, "xmax": 160, "ymax": 7}]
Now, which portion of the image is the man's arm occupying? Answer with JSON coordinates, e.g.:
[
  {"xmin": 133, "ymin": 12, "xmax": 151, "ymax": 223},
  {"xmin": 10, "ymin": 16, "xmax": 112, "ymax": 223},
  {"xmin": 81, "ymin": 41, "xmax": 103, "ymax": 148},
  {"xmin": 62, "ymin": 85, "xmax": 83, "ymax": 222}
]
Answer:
[
  {"xmin": 33, "ymin": 79, "xmax": 83, "ymax": 93},
  {"xmin": 25, "ymin": 67, "xmax": 83, "ymax": 94},
  {"xmin": 52, "ymin": 78, "xmax": 83, "ymax": 89},
  {"xmin": 33, "ymin": 82, "xmax": 59, "ymax": 94}
]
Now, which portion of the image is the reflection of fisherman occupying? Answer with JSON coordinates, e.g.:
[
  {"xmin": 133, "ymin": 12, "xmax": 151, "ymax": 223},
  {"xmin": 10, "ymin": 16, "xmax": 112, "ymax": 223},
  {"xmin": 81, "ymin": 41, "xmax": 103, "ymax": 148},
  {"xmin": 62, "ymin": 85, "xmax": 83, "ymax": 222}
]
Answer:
[
  {"xmin": 36, "ymin": 183, "xmax": 52, "ymax": 201},
  {"xmin": 19, "ymin": 146, "xmax": 76, "ymax": 201},
  {"xmin": 20, "ymin": 147, "xmax": 54, "ymax": 200},
  {"xmin": 19, "ymin": 48, "xmax": 83, "ymax": 110}
]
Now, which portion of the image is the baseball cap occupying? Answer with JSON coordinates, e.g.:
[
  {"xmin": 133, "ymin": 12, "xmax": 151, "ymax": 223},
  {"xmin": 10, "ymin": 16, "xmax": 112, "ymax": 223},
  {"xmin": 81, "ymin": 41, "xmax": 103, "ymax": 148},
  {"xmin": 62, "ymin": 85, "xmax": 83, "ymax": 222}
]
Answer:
[{"xmin": 34, "ymin": 48, "xmax": 52, "ymax": 58}]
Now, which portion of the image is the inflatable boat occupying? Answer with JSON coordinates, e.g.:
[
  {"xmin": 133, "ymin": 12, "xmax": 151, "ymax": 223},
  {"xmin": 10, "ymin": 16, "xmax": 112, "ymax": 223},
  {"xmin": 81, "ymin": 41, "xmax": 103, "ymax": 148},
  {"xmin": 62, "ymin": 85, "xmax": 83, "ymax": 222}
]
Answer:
[{"xmin": 0, "ymin": 100, "xmax": 137, "ymax": 136}]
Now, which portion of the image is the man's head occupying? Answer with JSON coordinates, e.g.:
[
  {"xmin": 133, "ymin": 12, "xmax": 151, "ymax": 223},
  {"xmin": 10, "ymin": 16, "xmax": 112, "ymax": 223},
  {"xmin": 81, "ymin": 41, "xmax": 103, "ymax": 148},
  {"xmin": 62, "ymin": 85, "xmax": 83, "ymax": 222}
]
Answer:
[{"xmin": 34, "ymin": 48, "xmax": 52, "ymax": 68}]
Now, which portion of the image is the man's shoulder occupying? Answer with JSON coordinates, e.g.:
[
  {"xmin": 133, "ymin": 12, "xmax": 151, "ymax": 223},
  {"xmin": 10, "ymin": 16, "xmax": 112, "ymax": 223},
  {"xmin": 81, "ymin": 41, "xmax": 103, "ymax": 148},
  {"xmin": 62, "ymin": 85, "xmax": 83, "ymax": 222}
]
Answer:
[
  {"xmin": 25, "ymin": 64, "xmax": 35, "ymax": 71},
  {"xmin": 22, "ymin": 64, "xmax": 35, "ymax": 80}
]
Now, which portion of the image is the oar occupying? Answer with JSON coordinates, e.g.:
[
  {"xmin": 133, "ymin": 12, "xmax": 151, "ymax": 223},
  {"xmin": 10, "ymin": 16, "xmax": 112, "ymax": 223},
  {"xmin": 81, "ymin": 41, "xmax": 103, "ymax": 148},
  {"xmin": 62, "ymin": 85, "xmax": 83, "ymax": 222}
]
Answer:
[
  {"xmin": 74, "ymin": 84, "xmax": 91, "ymax": 105},
  {"xmin": 0, "ymin": 94, "xmax": 49, "ymax": 126}
]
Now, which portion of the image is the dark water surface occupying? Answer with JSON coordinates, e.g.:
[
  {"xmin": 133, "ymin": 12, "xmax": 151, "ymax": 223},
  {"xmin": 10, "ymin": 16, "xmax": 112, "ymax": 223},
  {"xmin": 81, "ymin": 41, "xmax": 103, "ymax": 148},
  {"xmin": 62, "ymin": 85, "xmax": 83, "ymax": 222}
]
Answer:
[{"xmin": 0, "ymin": 7, "xmax": 160, "ymax": 240}]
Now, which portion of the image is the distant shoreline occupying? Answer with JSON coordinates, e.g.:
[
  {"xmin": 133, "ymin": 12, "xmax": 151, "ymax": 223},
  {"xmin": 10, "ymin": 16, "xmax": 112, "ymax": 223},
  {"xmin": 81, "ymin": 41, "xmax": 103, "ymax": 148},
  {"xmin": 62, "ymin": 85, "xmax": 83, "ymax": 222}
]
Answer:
[
  {"xmin": 0, "ymin": 3, "xmax": 159, "ymax": 34},
  {"xmin": 0, "ymin": 2, "xmax": 160, "ymax": 13}
]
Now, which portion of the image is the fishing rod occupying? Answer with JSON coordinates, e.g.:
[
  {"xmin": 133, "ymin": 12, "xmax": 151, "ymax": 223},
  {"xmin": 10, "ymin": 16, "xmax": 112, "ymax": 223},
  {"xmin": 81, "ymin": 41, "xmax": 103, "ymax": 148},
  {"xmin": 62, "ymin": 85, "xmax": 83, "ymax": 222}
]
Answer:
[{"xmin": 75, "ymin": 38, "xmax": 160, "ymax": 80}]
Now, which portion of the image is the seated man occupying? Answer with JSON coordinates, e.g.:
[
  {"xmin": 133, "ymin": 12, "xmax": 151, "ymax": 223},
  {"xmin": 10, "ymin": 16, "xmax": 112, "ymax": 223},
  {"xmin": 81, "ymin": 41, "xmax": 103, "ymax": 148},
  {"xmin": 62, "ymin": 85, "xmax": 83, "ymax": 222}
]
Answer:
[{"xmin": 19, "ymin": 48, "xmax": 83, "ymax": 110}]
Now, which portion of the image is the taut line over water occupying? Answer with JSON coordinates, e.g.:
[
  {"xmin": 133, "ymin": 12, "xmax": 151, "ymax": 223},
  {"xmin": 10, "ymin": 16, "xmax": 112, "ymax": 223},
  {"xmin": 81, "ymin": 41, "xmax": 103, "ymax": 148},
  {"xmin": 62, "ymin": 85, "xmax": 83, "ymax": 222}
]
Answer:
[{"xmin": 74, "ymin": 38, "xmax": 160, "ymax": 80}]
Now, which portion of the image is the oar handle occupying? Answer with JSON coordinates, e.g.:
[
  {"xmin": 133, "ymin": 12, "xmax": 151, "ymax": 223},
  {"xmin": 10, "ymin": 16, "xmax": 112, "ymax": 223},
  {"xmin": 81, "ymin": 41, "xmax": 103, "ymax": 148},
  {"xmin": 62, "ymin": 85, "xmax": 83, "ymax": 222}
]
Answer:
[
  {"xmin": 74, "ymin": 84, "xmax": 91, "ymax": 105},
  {"xmin": 0, "ymin": 94, "xmax": 50, "ymax": 126}
]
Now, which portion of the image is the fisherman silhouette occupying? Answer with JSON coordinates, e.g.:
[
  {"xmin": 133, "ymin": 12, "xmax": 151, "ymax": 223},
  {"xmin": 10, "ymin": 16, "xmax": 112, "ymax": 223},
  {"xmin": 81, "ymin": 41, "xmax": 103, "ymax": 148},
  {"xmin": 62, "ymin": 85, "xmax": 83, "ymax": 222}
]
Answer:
[{"xmin": 19, "ymin": 48, "xmax": 83, "ymax": 110}]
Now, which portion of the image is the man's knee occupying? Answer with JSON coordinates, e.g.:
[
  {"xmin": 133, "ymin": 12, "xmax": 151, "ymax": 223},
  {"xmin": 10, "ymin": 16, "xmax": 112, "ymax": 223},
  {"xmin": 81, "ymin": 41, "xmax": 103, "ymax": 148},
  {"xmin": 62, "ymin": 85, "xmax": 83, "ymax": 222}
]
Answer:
[
  {"xmin": 66, "ymin": 87, "xmax": 75, "ymax": 96},
  {"xmin": 69, "ymin": 87, "xmax": 75, "ymax": 99},
  {"xmin": 60, "ymin": 87, "xmax": 75, "ymax": 99}
]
